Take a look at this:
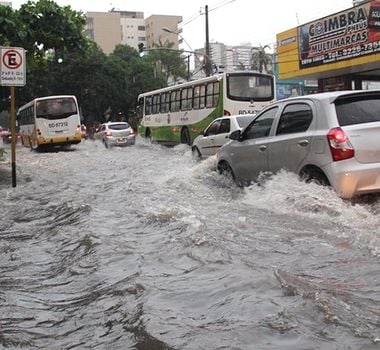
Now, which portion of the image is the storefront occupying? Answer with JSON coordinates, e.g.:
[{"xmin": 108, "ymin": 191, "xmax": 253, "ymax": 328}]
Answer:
[{"xmin": 276, "ymin": 0, "xmax": 380, "ymax": 91}]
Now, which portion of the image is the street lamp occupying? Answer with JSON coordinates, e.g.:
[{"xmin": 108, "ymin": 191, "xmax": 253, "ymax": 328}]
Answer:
[
  {"xmin": 161, "ymin": 27, "xmax": 211, "ymax": 79},
  {"xmin": 162, "ymin": 27, "xmax": 194, "ymax": 81},
  {"xmin": 162, "ymin": 27, "xmax": 194, "ymax": 53}
]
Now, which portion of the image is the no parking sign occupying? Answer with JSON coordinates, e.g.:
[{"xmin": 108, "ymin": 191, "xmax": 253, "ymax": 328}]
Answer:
[{"xmin": 0, "ymin": 47, "xmax": 26, "ymax": 86}]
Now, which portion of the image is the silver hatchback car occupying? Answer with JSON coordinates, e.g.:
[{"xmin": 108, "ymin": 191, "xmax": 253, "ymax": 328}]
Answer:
[
  {"xmin": 216, "ymin": 90, "xmax": 380, "ymax": 199},
  {"xmin": 94, "ymin": 122, "xmax": 136, "ymax": 148}
]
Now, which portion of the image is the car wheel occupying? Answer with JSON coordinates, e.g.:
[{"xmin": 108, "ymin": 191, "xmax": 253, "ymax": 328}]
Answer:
[
  {"xmin": 181, "ymin": 127, "xmax": 191, "ymax": 145},
  {"xmin": 218, "ymin": 161, "xmax": 235, "ymax": 182},
  {"xmin": 300, "ymin": 168, "xmax": 330, "ymax": 186},
  {"xmin": 192, "ymin": 146, "xmax": 202, "ymax": 161}
]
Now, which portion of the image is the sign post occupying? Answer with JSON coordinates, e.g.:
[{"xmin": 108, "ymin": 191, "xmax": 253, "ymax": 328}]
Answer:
[{"xmin": 0, "ymin": 47, "xmax": 26, "ymax": 188}]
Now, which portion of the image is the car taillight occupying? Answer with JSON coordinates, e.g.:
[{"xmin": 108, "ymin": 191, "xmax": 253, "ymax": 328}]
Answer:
[
  {"xmin": 129, "ymin": 129, "xmax": 136, "ymax": 135},
  {"xmin": 105, "ymin": 131, "xmax": 112, "ymax": 136},
  {"xmin": 327, "ymin": 127, "xmax": 355, "ymax": 161},
  {"xmin": 224, "ymin": 109, "xmax": 231, "ymax": 116}
]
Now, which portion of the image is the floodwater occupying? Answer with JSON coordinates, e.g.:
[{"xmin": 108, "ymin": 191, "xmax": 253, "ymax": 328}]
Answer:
[{"xmin": 0, "ymin": 138, "xmax": 379, "ymax": 350}]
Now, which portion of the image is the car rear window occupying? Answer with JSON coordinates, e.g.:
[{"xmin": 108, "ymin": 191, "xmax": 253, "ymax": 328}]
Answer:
[
  {"xmin": 108, "ymin": 123, "xmax": 129, "ymax": 130},
  {"xmin": 335, "ymin": 95, "xmax": 380, "ymax": 126}
]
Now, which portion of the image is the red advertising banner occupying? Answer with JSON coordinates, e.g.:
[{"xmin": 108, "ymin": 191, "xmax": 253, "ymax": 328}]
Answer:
[{"xmin": 298, "ymin": 0, "xmax": 380, "ymax": 68}]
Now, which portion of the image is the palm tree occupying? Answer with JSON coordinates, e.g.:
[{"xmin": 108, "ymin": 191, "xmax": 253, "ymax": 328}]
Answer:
[
  {"xmin": 250, "ymin": 45, "xmax": 273, "ymax": 74},
  {"xmin": 235, "ymin": 61, "xmax": 247, "ymax": 71},
  {"xmin": 151, "ymin": 39, "xmax": 187, "ymax": 83}
]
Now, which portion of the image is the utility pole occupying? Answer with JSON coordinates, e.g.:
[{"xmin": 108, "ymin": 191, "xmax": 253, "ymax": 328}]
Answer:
[{"xmin": 205, "ymin": 5, "xmax": 211, "ymax": 76}]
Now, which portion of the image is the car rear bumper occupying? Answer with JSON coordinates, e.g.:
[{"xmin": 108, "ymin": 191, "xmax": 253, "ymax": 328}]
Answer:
[
  {"xmin": 106, "ymin": 135, "xmax": 135, "ymax": 147},
  {"xmin": 324, "ymin": 160, "xmax": 380, "ymax": 199}
]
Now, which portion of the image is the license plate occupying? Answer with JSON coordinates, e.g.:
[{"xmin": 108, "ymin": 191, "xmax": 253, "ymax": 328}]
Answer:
[{"xmin": 117, "ymin": 138, "xmax": 126, "ymax": 143}]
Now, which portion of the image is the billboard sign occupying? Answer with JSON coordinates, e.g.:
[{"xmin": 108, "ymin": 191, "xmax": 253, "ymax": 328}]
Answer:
[{"xmin": 298, "ymin": 0, "xmax": 380, "ymax": 69}]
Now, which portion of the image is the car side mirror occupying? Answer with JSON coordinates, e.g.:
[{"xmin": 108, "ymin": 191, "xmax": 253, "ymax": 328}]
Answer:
[{"xmin": 229, "ymin": 129, "xmax": 241, "ymax": 141}]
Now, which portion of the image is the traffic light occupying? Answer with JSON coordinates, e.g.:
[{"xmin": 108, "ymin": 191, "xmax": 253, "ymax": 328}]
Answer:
[{"xmin": 138, "ymin": 43, "xmax": 145, "ymax": 57}]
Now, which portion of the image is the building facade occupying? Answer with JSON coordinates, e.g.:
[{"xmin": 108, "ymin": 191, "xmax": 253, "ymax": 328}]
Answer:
[{"xmin": 86, "ymin": 10, "xmax": 182, "ymax": 54}]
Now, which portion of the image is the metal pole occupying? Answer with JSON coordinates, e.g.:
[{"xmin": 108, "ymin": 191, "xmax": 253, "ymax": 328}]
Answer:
[
  {"xmin": 187, "ymin": 55, "xmax": 190, "ymax": 81},
  {"xmin": 205, "ymin": 4, "xmax": 211, "ymax": 76},
  {"xmin": 10, "ymin": 86, "xmax": 16, "ymax": 187}
]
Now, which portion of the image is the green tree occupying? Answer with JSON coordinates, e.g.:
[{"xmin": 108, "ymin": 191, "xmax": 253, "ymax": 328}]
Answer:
[
  {"xmin": 149, "ymin": 39, "xmax": 187, "ymax": 83},
  {"xmin": 0, "ymin": 4, "xmax": 25, "ymax": 46},
  {"xmin": 17, "ymin": 0, "xmax": 87, "ymax": 61},
  {"xmin": 0, "ymin": 1, "xmax": 173, "ymax": 123}
]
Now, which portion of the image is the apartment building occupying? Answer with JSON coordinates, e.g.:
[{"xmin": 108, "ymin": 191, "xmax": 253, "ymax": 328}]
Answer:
[
  {"xmin": 86, "ymin": 11, "xmax": 122, "ymax": 54},
  {"xmin": 86, "ymin": 10, "xmax": 182, "ymax": 54},
  {"xmin": 194, "ymin": 43, "xmax": 262, "ymax": 75}
]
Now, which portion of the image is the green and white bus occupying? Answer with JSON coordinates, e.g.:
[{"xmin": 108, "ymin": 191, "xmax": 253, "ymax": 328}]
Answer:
[
  {"xmin": 17, "ymin": 95, "xmax": 82, "ymax": 150},
  {"xmin": 137, "ymin": 71, "xmax": 275, "ymax": 145}
]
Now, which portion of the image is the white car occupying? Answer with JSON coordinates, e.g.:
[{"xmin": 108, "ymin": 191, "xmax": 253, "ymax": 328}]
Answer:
[
  {"xmin": 94, "ymin": 122, "xmax": 136, "ymax": 148},
  {"xmin": 192, "ymin": 114, "xmax": 255, "ymax": 160}
]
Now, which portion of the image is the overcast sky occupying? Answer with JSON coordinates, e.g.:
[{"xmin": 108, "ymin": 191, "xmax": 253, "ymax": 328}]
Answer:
[{"xmin": 12, "ymin": 0, "xmax": 355, "ymax": 50}]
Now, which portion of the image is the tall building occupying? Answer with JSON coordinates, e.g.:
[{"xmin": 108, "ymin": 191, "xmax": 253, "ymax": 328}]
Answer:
[
  {"xmin": 86, "ymin": 10, "xmax": 182, "ymax": 54},
  {"xmin": 119, "ymin": 11, "xmax": 146, "ymax": 50},
  {"xmin": 145, "ymin": 15, "xmax": 182, "ymax": 49},
  {"xmin": 193, "ymin": 43, "xmax": 261, "ymax": 76},
  {"xmin": 86, "ymin": 12, "xmax": 122, "ymax": 54}
]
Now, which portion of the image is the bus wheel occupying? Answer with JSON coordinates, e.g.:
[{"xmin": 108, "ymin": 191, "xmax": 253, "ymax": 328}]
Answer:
[
  {"xmin": 181, "ymin": 127, "xmax": 190, "ymax": 145},
  {"xmin": 29, "ymin": 136, "xmax": 38, "ymax": 151},
  {"xmin": 145, "ymin": 129, "xmax": 152, "ymax": 143}
]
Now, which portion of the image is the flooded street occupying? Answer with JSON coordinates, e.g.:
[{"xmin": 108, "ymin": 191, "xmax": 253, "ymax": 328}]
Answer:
[{"xmin": 0, "ymin": 138, "xmax": 379, "ymax": 350}]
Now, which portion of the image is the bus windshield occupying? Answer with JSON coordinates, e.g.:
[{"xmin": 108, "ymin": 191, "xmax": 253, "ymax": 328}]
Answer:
[
  {"xmin": 36, "ymin": 97, "xmax": 77, "ymax": 119},
  {"xmin": 227, "ymin": 73, "xmax": 274, "ymax": 102}
]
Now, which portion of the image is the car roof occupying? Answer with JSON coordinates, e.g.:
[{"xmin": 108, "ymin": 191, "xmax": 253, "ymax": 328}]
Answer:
[
  {"xmin": 214, "ymin": 114, "xmax": 256, "ymax": 120},
  {"xmin": 104, "ymin": 121, "xmax": 129, "ymax": 125},
  {"xmin": 273, "ymin": 89, "xmax": 380, "ymax": 105}
]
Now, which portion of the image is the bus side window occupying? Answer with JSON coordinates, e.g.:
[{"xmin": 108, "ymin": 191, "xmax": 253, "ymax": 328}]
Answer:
[
  {"xmin": 193, "ymin": 85, "xmax": 200, "ymax": 109},
  {"xmin": 187, "ymin": 87, "xmax": 193, "ymax": 110},
  {"xmin": 213, "ymin": 82, "xmax": 220, "ymax": 107},
  {"xmin": 160, "ymin": 93, "xmax": 169, "ymax": 113},
  {"xmin": 199, "ymin": 85, "xmax": 206, "ymax": 109},
  {"xmin": 152, "ymin": 94, "xmax": 159, "ymax": 114},
  {"xmin": 170, "ymin": 90, "xmax": 180, "ymax": 112},
  {"xmin": 181, "ymin": 88, "xmax": 192, "ymax": 111},
  {"xmin": 137, "ymin": 97, "xmax": 144, "ymax": 118},
  {"xmin": 145, "ymin": 96, "xmax": 152, "ymax": 115},
  {"xmin": 206, "ymin": 82, "xmax": 219, "ymax": 108},
  {"xmin": 181, "ymin": 89, "xmax": 188, "ymax": 111},
  {"xmin": 165, "ymin": 92, "xmax": 170, "ymax": 113}
]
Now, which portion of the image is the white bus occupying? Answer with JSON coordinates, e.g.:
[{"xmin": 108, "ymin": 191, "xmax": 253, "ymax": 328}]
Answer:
[
  {"xmin": 137, "ymin": 71, "xmax": 275, "ymax": 145},
  {"xmin": 17, "ymin": 95, "xmax": 82, "ymax": 150}
]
